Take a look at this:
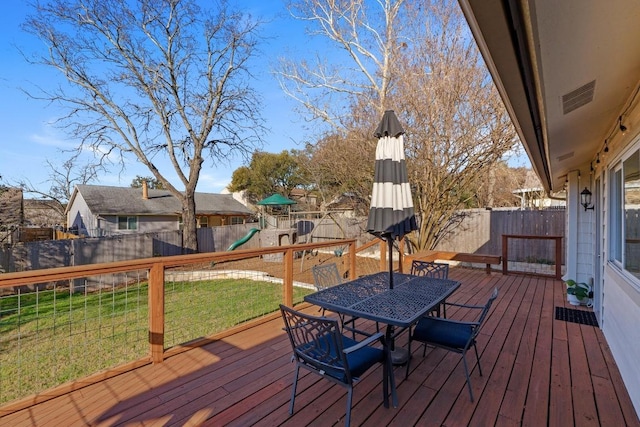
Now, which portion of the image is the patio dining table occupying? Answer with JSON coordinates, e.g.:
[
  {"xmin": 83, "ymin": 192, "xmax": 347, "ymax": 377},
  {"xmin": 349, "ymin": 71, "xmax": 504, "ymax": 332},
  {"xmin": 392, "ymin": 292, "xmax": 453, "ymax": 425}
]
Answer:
[{"xmin": 304, "ymin": 271, "xmax": 461, "ymax": 404}]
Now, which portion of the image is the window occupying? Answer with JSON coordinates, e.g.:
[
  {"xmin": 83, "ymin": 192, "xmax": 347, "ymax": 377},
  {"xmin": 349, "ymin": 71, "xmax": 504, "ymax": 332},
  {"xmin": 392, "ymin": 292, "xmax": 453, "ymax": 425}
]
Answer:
[
  {"xmin": 610, "ymin": 148, "xmax": 640, "ymax": 279},
  {"xmin": 624, "ymin": 152, "xmax": 640, "ymax": 276},
  {"xmin": 231, "ymin": 216, "xmax": 244, "ymax": 225},
  {"xmin": 117, "ymin": 216, "xmax": 138, "ymax": 231},
  {"xmin": 610, "ymin": 166, "xmax": 623, "ymax": 263},
  {"xmin": 199, "ymin": 217, "xmax": 208, "ymax": 228}
]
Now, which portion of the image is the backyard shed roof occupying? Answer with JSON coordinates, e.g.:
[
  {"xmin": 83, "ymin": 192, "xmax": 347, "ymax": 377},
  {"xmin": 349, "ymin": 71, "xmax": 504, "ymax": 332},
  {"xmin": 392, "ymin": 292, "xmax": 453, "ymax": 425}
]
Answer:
[{"xmin": 70, "ymin": 184, "xmax": 252, "ymax": 216}]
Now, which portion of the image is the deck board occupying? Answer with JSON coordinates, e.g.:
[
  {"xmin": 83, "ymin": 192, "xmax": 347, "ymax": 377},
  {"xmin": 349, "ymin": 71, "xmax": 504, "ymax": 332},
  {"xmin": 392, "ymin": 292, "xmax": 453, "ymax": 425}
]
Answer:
[{"xmin": 1, "ymin": 267, "xmax": 639, "ymax": 427}]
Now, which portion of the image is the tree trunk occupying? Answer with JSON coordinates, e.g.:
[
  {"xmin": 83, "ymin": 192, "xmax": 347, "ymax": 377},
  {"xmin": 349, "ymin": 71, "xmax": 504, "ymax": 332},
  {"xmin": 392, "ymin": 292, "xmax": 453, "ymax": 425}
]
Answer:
[{"xmin": 181, "ymin": 194, "xmax": 198, "ymax": 254}]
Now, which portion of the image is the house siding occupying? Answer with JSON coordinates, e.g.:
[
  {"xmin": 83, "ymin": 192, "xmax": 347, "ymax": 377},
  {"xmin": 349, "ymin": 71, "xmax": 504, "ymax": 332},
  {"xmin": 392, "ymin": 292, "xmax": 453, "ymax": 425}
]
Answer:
[
  {"xmin": 602, "ymin": 267, "xmax": 640, "ymax": 413},
  {"xmin": 576, "ymin": 209, "xmax": 595, "ymax": 285},
  {"xmin": 98, "ymin": 215, "xmax": 179, "ymax": 234},
  {"xmin": 67, "ymin": 192, "xmax": 97, "ymax": 236},
  {"xmin": 66, "ymin": 185, "xmax": 252, "ymax": 237},
  {"xmin": 597, "ymin": 112, "xmax": 640, "ymax": 415}
]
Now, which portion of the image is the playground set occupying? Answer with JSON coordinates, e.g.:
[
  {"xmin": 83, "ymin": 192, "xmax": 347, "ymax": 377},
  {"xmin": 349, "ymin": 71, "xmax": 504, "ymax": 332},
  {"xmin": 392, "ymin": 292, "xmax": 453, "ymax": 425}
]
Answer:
[{"xmin": 225, "ymin": 194, "xmax": 361, "ymax": 265}]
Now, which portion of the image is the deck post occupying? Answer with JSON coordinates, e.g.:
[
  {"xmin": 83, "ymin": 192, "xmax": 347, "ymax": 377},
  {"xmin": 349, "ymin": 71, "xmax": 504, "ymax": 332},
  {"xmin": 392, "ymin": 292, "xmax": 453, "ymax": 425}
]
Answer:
[
  {"xmin": 379, "ymin": 239, "xmax": 387, "ymax": 272},
  {"xmin": 149, "ymin": 262, "xmax": 165, "ymax": 364},
  {"xmin": 502, "ymin": 235, "xmax": 508, "ymax": 275},
  {"xmin": 348, "ymin": 241, "xmax": 357, "ymax": 280},
  {"xmin": 283, "ymin": 248, "xmax": 294, "ymax": 306},
  {"xmin": 555, "ymin": 235, "xmax": 563, "ymax": 279}
]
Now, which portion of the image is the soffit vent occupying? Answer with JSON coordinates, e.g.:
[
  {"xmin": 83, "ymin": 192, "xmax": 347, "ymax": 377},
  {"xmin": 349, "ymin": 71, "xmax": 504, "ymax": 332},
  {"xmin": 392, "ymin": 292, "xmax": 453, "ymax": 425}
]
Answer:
[
  {"xmin": 557, "ymin": 151, "xmax": 574, "ymax": 162},
  {"xmin": 562, "ymin": 80, "xmax": 596, "ymax": 115}
]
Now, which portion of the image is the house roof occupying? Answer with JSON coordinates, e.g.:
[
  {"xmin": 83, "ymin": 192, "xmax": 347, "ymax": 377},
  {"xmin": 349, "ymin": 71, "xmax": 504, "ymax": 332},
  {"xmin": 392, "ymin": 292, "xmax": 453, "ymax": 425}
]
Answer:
[
  {"xmin": 72, "ymin": 185, "xmax": 252, "ymax": 217},
  {"xmin": 458, "ymin": 0, "xmax": 640, "ymax": 192}
]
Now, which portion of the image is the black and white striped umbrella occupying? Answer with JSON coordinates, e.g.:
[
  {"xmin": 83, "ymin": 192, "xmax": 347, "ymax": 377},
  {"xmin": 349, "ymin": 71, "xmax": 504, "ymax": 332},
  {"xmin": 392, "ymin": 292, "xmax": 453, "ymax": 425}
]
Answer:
[{"xmin": 366, "ymin": 110, "xmax": 417, "ymax": 288}]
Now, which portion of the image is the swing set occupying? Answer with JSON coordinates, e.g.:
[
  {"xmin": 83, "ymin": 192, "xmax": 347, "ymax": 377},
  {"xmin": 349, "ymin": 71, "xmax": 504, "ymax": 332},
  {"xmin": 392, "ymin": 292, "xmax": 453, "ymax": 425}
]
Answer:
[{"xmin": 298, "ymin": 211, "xmax": 349, "ymax": 271}]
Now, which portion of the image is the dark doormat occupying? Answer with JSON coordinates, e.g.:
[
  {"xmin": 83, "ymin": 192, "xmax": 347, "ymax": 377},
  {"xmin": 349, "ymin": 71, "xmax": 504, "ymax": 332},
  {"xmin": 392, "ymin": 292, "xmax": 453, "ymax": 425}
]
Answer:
[{"xmin": 555, "ymin": 307, "xmax": 598, "ymax": 326}]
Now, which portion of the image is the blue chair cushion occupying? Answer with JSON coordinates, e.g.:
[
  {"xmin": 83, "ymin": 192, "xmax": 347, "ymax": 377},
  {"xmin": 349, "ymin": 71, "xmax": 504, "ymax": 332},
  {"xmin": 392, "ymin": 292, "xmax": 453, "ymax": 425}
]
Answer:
[
  {"xmin": 341, "ymin": 336, "xmax": 384, "ymax": 378},
  {"xmin": 300, "ymin": 334, "xmax": 384, "ymax": 382},
  {"xmin": 412, "ymin": 317, "xmax": 473, "ymax": 350}
]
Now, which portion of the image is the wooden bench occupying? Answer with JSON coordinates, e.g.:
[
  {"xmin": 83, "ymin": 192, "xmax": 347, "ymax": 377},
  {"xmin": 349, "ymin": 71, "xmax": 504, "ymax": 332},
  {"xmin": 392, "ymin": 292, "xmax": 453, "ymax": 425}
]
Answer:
[{"xmin": 404, "ymin": 250, "xmax": 502, "ymax": 274}]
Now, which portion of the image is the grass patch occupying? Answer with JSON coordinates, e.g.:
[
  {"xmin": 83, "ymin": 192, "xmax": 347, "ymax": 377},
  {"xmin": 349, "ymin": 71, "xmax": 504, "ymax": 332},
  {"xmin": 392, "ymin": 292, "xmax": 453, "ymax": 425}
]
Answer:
[{"xmin": 0, "ymin": 278, "xmax": 312, "ymax": 405}]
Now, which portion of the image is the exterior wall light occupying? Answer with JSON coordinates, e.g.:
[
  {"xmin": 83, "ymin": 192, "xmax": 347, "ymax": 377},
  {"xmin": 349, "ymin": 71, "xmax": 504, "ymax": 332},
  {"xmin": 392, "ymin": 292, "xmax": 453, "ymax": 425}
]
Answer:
[{"xmin": 580, "ymin": 187, "xmax": 594, "ymax": 211}]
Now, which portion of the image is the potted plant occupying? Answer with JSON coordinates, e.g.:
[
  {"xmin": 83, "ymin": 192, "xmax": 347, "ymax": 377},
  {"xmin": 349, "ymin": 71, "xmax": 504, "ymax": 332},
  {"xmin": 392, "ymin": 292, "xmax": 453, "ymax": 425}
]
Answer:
[{"xmin": 565, "ymin": 279, "xmax": 591, "ymax": 306}]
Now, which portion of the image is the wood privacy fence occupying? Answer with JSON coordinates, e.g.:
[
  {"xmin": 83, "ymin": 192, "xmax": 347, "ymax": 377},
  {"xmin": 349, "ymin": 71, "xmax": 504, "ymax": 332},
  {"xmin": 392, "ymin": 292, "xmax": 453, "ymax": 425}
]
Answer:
[
  {"xmin": 0, "ymin": 216, "xmax": 370, "ymax": 273},
  {"xmin": 0, "ymin": 208, "xmax": 565, "ymax": 274},
  {"xmin": 0, "ymin": 224, "xmax": 261, "ymax": 273},
  {"xmin": 433, "ymin": 208, "xmax": 566, "ymax": 265}
]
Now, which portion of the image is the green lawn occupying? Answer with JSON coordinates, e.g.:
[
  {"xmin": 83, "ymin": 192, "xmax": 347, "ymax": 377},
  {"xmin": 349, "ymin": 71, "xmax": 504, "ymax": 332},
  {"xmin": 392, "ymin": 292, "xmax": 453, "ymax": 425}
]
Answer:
[{"xmin": 0, "ymin": 278, "xmax": 312, "ymax": 405}]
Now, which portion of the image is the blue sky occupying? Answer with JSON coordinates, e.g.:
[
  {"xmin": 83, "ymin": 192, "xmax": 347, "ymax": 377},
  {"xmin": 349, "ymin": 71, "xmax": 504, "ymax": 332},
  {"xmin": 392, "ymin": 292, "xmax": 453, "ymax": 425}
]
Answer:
[
  {"xmin": 1, "ymin": 1, "xmax": 530, "ymax": 199},
  {"xmin": 0, "ymin": 1, "xmax": 315, "ymax": 196}
]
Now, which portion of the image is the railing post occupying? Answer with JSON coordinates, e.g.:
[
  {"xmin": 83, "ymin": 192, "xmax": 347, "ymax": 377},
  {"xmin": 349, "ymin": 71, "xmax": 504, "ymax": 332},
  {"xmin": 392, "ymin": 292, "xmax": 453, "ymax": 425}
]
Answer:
[
  {"xmin": 348, "ymin": 241, "xmax": 357, "ymax": 280},
  {"xmin": 502, "ymin": 234, "xmax": 563, "ymax": 278},
  {"xmin": 380, "ymin": 239, "xmax": 387, "ymax": 272},
  {"xmin": 502, "ymin": 234, "xmax": 508, "ymax": 275},
  {"xmin": 555, "ymin": 236, "xmax": 563, "ymax": 279},
  {"xmin": 283, "ymin": 248, "xmax": 294, "ymax": 306},
  {"xmin": 149, "ymin": 262, "xmax": 165, "ymax": 364}
]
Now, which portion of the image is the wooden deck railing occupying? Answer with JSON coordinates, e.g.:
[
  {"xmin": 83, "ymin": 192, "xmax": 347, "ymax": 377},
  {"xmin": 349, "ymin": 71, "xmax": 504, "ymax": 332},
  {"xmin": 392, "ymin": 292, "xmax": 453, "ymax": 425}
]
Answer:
[
  {"xmin": 0, "ymin": 235, "xmax": 418, "ymax": 410},
  {"xmin": 502, "ymin": 234, "xmax": 563, "ymax": 279},
  {"xmin": 0, "ymin": 239, "xmax": 358, "ymax": 363},
  {"xmin": 0, "ymin": 238, "xmax": 373, "ymax": 408}
]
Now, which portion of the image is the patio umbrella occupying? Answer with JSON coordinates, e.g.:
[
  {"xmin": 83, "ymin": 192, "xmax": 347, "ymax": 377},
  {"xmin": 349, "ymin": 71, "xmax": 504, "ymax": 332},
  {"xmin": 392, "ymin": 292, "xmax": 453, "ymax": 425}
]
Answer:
[{"xmin": 366, "ymin": 110, "xmax": 417, "ymax": 289}]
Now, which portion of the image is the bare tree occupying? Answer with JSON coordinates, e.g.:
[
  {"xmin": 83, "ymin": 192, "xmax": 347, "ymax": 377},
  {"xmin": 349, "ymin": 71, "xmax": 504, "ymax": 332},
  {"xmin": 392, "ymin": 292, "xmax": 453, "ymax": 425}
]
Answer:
[
  {"xmin": 10, "ymin": 149, "xmax": 101, "ymax": 216},
  {"xmin": 294, "ymin": 128, "xmax": 376, "ymax": 215},
  {"xmin": 474, "ymin": 164, "xmax": 530, "ymax": 208},
  {"xmin": 278, "ymin": 0, "xmax": 406, "ymax": 127},
  {"xmin": 24, "ymin": 0, "xmax": 264, "ymax": 252},
  {"xmin": 280, "ymin": 0, "xmax": 519, "ymax": 251},
  {"xmin": 398, "ymin": 0, "xmax": 518, "ymax": 250}
]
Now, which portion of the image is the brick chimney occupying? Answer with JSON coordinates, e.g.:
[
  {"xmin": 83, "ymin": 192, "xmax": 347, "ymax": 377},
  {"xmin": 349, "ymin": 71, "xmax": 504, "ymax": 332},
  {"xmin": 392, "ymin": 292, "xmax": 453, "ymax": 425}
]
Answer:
[{"xmin": 142, "ymin": 180, "xmax": 148, "ymax": 200}]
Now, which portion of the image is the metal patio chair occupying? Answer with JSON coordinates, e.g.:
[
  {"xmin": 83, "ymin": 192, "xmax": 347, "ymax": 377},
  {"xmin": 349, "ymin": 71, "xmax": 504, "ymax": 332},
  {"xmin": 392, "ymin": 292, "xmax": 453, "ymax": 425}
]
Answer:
[
  {"xmin": 312, "ymin": 262, "xmax": 344, "ymax": 291},
  {"xmin": 312, "ymin": 262, "xmax": 364, "ymax": 337},
  {"xmin": 279, "ymin": 304, "xmax": 395, "ymax": 427},
  {"xmin": 410, "ymin": 259, "xmax": 450, "ymax": 279},
  {"xmin": 405, "ymin": 287, "xmax": 499, "ymax": 401},
  {"xmin": 410, "ymin": 259, "xmax": 451, "ymax": 317}
]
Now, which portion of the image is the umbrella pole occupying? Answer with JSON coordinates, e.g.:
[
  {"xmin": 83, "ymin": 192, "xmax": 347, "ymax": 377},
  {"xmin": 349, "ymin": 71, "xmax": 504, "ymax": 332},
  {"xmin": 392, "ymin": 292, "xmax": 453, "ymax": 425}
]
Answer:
[
  {"xmin": 386, "ymin": 234, "xmax": 409, "ymax": 365},
  {"xmin": 388, "ymin": 236, "xmax": 394, "ymax": 289}
]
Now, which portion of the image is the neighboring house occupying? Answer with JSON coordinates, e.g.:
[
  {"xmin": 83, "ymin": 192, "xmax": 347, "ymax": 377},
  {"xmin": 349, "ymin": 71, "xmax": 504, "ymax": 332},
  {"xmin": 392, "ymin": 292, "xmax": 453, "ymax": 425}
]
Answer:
[
  {"xmin": 512, "ymin": 187, "xmax": 566, "ymax": 209},
  {"xmin": 23, "ymin": 199, "xmax": 65, "ymax": 227},
  {"xmin": 458, "ymin": 0, "xmax": 640, "ymax": 415},
  {"xmin": 221, "ymin": 187, "xmax": 252, "ymax": 210},
  {"xmin": 289, "ymin": 188, "xmax": 319, "ymax": 211},
  {"xmin": 222, "ymin": 187, "xmax": 320, "ymax": 212},
  {"xmin": 66, "ymin": 184, "xmax": 253, "ymax": 237},
  {"xmin": 325, "ymin": 192, "xmax": 369, "ymax": 217}
]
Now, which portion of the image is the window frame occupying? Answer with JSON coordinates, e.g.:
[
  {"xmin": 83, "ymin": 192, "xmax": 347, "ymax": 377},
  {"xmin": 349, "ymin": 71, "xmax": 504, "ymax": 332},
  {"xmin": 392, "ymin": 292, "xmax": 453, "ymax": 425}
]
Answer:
[
  {"xmin": 608, "ymin": 146, "xmax": 640, "ymax": 282},
  {"xmin": 117, "ymin": 216, "xmax": 138, "ymax": 231},
  {"xmin": 610, "ymin": 164, "xmax": 623, "ymax": 265}
]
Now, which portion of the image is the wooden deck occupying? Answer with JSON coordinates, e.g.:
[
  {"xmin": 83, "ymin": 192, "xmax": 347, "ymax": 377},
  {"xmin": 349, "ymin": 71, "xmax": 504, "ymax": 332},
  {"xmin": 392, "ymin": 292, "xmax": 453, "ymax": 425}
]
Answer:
[{"xmin": 1, "ymin": 268, "xmax": 638, "ymax": 426}]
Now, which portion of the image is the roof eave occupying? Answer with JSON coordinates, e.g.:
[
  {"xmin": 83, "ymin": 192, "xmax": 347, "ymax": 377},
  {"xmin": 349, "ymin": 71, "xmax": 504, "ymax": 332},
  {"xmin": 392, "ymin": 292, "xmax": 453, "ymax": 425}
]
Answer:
[{"xmin": 458, "ymin": 0, "xmax": 553, "ymax": 193}]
